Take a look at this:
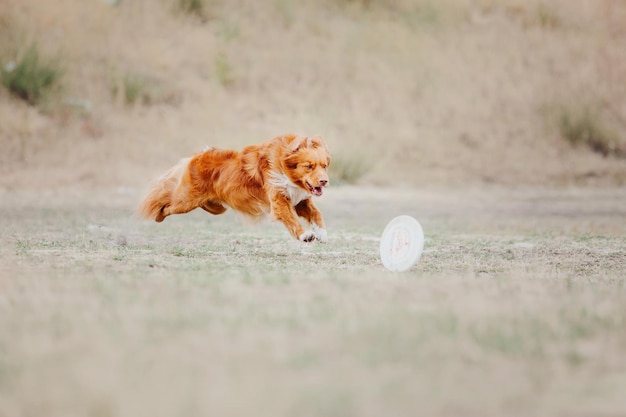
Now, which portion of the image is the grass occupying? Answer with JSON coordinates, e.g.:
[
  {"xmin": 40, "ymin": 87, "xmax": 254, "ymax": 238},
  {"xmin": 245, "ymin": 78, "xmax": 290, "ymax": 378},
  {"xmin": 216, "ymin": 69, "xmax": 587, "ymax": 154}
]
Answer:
[
  {"xmin": 121, "ymin": 73, "xmax": 148, "ymax": 105},
  {"xmin": 119, "ymin": 72, "xmax": 157, "ymax": 106},
  {"xmin": 558, "ymin": 105, "xmax": 625, "ymax": 158},
  {"xmin": 332, "ymin": 0, "xmax": 442, "ymax": 27},
  {"xmin": 329, "ymin": 150, "xmax": 374, "ymax": 184},
  {"xmin": 1, "ymin": 43, "xmax": 63, "ymax": 105},
  {"xmin": 1, "ymin": 186, "xmax": 625, "ymax": 416},
  {"xmin": 534, "ymin": 3, "xmax": 562, "ymax": 29},
  {"xmin": 214, "ymin": 51, "xmax": 235, "ymax": 86},
  {"xmin": 111, "ymin": 71, "xmax": 178, "ymax": 106},
  {"xmin": 2, "ymin": 0, "xmax": 626, "ymax": 187},
  {"xmin": 176, "ymin": 0, "xmax": 208, "ymax": 21}
]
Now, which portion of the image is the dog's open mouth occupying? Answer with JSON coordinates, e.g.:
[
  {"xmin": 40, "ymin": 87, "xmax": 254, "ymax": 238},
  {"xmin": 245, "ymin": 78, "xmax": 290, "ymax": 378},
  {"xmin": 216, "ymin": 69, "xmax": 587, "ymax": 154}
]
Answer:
[{"xmin": 306, "ymin": 182, "xmax": 324, "ymax": 196}]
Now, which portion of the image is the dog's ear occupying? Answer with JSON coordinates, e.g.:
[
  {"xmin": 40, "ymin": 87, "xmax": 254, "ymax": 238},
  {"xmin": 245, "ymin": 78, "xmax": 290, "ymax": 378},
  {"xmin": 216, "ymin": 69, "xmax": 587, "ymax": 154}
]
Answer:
[
  {"xmin": 309, "ymin": 135, "xmax": 328, "ymax": 151},
  {"xmin": 288, "ymin": 135, "xmax": 329, "ymax": 153},
  {"xmin": 289, "ymin": 136, "xmax": 308, "ymax": 153}
]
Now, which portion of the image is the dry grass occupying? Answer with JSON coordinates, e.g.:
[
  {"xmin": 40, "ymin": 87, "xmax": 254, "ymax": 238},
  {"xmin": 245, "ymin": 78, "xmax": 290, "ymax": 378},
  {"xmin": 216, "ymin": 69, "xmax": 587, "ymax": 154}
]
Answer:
[
  {"xmin": 0, "ymin": 0, "xmax": 625, "ymax": 188},
  {"xmin": 556, "ymin": 104, "xmax": 625, "ymax": 158},
  {"xmin": 1, "ymin": 3, "xmax": 625, "ymax": 414},
  {"xmin": 1, "ymin": 186, "xmax": 625, "ymax": 417}
]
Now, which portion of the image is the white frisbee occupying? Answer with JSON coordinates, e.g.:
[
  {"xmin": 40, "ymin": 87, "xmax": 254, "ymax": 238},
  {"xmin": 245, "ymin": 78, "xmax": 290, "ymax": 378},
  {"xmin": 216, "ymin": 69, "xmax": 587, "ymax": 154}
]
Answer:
[{"xmin": 380, "ymin": 215, "xmax": 424, "ymax": 272}]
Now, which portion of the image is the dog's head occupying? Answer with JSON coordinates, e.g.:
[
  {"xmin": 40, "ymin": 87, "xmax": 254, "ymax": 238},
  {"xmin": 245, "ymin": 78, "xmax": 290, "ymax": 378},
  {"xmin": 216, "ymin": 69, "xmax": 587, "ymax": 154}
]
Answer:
[{"xmin": 282, "ymin": 135, "xmax": 331, "ymax": 197}]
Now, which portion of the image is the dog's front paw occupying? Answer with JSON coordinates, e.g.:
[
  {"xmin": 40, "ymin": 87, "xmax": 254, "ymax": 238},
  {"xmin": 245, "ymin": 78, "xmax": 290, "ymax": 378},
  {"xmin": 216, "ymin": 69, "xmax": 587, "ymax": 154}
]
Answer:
[
  {"xmin": 314, "ymin": 228, "xmax": 328, "ymax": 243},
  {"xmin": 299, "ymin": 230, "xmax": 316, "ymax": 243},
  {"xmin": 311, "ymin": 223, "xmax": 327, "ymax": 243}
]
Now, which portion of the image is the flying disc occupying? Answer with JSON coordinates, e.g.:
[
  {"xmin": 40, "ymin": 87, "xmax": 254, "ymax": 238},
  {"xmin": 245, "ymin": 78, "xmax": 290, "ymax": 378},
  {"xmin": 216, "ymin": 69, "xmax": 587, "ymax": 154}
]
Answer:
[{"xmin": 380, "ymin": 215, "xmax": 424, "ymax": 272}]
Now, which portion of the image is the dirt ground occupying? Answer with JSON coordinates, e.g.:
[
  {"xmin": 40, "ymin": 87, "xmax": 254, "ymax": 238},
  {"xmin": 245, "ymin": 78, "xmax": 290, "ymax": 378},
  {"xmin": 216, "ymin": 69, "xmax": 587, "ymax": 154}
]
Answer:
[{"xmin": 1, "ymin": 186, "xmax": 625, "ymax": 417}]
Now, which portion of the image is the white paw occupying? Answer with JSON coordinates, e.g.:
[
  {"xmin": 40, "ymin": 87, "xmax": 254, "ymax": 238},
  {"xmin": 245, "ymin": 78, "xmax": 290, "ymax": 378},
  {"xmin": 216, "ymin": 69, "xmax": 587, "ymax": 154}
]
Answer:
[
  {"xmin": 314, "ymin": 228, "xmax": 327, "ymax": 243},
  {"xmin": 299, "ymin": 230, "xmax": 316, "ymax": 243},
  {"xmin": 312, "ymin": 224, "xmax": 327, "ymax": 243}
]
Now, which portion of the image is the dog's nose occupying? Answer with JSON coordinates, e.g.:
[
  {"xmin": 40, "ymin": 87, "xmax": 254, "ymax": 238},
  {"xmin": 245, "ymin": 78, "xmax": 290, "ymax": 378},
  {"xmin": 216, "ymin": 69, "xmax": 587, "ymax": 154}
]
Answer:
[{"xmin": 319, "ymin": 179, "xmax": 328, "ymax": 186}]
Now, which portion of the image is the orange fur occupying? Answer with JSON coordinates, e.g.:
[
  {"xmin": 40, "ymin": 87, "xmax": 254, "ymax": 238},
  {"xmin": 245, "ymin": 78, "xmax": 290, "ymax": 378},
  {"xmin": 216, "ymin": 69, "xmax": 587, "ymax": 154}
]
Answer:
[{"xmin": 137, "ymin": 134, "xmax": 331, "ymax": 242}]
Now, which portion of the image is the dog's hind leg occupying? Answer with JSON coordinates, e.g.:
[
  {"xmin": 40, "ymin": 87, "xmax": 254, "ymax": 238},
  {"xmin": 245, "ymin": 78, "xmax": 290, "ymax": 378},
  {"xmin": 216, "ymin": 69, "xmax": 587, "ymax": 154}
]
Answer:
[
  {"xmin": 158, "ymin": 179, "xmax": 207, "ymax": 218},
  {"xmin": 139, "ymin": 157, "xmax": 197, "ymax": 222},
  {"xmin": 161, "ymin": 196, "xmax": 200, "ymax": 218},
  {"xmin": 201, "ymin": 200, "xmax": 227, "ymax": 215}
]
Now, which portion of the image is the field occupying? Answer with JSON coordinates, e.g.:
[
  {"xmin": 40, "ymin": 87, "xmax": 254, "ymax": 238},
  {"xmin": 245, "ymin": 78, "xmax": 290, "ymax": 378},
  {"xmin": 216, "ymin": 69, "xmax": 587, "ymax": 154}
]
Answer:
[
  {"xmin": 1, "ymin": 0, "xmax": 626, "ymax": 415},
  {"xmin": 1, "ymin": 186, "xmax": 625, "ymax": 417},
  {"xmin": 1, "ymin": 0, "xmax": 626, "ymax": 188}
]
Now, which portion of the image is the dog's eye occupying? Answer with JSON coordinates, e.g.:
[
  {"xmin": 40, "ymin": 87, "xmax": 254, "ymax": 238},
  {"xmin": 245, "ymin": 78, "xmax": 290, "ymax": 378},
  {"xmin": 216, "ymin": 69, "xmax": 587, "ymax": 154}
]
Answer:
[
  {"xmin": 305, "ymin": 164, "xmax": 313, "ymax": 170},
  {"xmin": 321, "ymin": 164, "xmax": 327, "ymax": 169}
]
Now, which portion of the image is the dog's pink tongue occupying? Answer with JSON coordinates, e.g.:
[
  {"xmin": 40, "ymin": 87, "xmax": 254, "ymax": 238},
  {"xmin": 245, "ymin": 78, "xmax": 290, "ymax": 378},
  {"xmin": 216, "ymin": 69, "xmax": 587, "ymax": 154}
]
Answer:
[{"xmin": 313, "ymin": 187, "xmax": 323, "ymax": 196}]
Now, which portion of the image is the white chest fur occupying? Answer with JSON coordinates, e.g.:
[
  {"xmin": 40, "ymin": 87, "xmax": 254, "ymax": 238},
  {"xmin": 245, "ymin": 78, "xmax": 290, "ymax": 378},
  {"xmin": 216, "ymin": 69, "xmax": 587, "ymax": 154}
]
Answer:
[{"xmin": 269, "ymin": 172, "xmax": 311, "ymax": 206}]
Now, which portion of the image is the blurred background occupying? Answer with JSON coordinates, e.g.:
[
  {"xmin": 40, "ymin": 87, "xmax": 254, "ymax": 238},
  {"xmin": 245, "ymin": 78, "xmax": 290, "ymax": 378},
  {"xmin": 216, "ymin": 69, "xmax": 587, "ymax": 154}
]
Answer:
[{"xmin": 1, "ymin": 0, "xmax": 625, "ymax": 190}]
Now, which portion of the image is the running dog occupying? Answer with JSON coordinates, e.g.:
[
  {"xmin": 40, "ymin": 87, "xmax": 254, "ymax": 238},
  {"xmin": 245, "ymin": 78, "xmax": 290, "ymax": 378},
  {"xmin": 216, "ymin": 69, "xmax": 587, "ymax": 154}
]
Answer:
[{"xmin": 137, "ymin": 134, "xmax": 331, "ymax": 242}]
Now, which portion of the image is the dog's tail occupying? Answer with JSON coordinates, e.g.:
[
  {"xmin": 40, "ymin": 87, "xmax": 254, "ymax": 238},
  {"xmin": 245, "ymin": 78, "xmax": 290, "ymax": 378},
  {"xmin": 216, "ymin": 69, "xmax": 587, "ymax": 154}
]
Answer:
[{"xmin": 137, "ymin": 157, "xmax": 191, "ymax": 222}]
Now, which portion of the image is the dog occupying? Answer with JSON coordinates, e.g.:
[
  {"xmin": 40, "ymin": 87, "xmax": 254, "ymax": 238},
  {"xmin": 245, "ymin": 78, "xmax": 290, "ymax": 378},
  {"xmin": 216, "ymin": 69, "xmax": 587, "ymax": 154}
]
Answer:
[{"xmin": 137, "ymin": 134, "xmax": 331, "ymax": 242}]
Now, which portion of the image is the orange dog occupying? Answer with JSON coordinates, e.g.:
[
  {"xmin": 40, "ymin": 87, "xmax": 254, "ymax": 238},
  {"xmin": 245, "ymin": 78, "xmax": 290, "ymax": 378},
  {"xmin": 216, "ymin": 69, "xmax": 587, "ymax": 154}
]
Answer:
[{"xmin": 138, "ymin": 134, "xmax": 331, "ymax": 242}]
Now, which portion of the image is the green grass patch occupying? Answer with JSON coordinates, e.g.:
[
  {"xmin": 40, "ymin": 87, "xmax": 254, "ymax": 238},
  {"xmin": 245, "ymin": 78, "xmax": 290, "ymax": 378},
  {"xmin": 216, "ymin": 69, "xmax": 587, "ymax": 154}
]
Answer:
[
  {"xmin": 214, "ymin": 52, "xmax": 235, "ymax": 87},
  {"xmin": 111, "ymin": 71, "xmax": 179, "ymax": 106},
  {"xmin": 534, "ymin": 4, "xmax": 561, "ymax": 29},
  {"xmin": 121, "ymin": 73, "xmax": 151, "ymax": 105},
  {"xmin": 558, "ymin": 105, "xmax": 625, "ymax": 158},
  {"xmin": 175, "ymin": 0, "xmax": 209, "ymax": 21},
  {"xmin": 329, "ymin": 150, "xmax": 373, "ymax": 184},
  {"xmin": 1, "ymin": 43, "xmax": 63, "ymax": 106}
]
